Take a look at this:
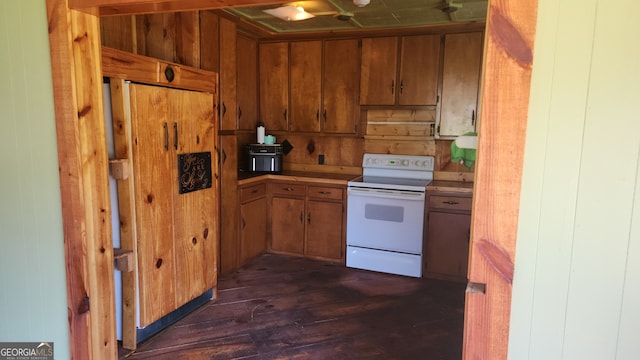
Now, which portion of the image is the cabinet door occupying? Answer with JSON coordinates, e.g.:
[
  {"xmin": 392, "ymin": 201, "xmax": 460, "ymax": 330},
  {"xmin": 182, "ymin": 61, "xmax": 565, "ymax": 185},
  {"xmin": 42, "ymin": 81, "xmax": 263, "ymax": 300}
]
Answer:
[
  {"xmin": 129, "ymin": 84, "xmax": 177, "ymax": 326},
  {"xmin": 172, "ymin": 89, "xmax": 218, "ymax": 307},
  {"xmin": 323, "ymin": 39, "xmax": 360, "ymax": 134},
  {"xmin": 259, "ymin": 42, "xmax": 289, "ymax": 131},
  {"xmin": 271, "ymin": 196, "xmax": 305, "ymax": 254},
  {"xmin": 220, "ymin": 135, "xmax": 239, "ymax": 274},
  {"xmin": 289, "ymin": 41, "xmax": 322, "ymax": 132},
  {"xmin": 360, "ymin": 37, "xmax": 398, "ymax": 105},
  {"xmin": 398, "ymin": 35, "xmax": 441, "ymax": 106},
  {"xmin": 306, "ymin": 200, "xmax": 343, "ymax": 261},
  {"xmin": 438, "ymin": 32, "xmax": 483, "ymax": 138},
  {"xmin": 237, "ymin": 35, "xmax": 258, "ymax": 130},
  {"xmin": 240, "ymin": 196, "xmax": 268, "ymax": 264},
  {"xmin": 426, "ymin": 211, "xmax": 471, "ymax": 280},
  {"xmin": 219, "ymin": 18, "xmax": 237, "ymax": 130}
]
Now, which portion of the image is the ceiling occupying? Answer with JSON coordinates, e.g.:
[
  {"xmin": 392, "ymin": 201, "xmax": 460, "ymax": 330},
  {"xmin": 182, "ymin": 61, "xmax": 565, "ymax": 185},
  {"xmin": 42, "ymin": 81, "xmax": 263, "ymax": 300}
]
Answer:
[{"xmin": 225, "ymin": 0, "xmax": 488, "ymax": 34}]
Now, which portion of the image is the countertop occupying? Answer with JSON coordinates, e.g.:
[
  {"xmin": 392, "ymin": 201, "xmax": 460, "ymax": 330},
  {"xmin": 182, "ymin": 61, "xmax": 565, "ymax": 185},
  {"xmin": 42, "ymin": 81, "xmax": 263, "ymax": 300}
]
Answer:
[
  {"xmin": 427, "ymin": 180, "xmax": 474, "ymax": 194},
  {"xmin": 238, "ymin": 170, "xmax": 358, "ymax": 186}
]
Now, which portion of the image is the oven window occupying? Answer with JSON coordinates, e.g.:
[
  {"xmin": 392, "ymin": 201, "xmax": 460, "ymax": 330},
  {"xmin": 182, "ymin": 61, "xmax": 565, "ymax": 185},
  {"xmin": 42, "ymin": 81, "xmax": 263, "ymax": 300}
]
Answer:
[{"xmin": 364, "ymin": 204, "xmax": 404, "ymax": 223}]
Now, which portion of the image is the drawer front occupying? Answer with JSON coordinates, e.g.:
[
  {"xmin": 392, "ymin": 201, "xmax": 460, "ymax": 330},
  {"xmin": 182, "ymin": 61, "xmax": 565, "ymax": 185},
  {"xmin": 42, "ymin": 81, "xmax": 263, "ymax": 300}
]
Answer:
[
  {"xmin": 240, "ymin": 183, "xmax": 266, "ymax": 203},
  {"xmin": 307, "ymin": 186, "xmax": 343, "ymax": 201},
  {"xmin": 269, "ymin": 183, "xmax": 306, "ymax": 197},
  {"xmin": 429, "ymin": 195, "xmax": 472, "ymax": 212}
]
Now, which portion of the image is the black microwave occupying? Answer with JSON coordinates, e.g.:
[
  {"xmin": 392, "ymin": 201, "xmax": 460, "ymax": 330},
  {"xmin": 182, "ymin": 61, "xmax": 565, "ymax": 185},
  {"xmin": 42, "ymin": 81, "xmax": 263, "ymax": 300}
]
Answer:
[{"xmin": 246, "ymin": 144, "xmax": 283, "ymax": 173}]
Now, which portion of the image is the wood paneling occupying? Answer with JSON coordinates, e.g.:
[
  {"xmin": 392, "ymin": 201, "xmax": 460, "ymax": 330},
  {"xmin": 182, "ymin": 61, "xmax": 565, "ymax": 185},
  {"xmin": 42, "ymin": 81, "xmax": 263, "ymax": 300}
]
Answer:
[
  {"xmin": 272, "ymin": 134, "xmax": 364, "ymax": 171},
  {"xmin": 73, "ymin": 0, "xmax": 283, "ymax": 16},
  {"xmin": 102, "ymin": 47, "xmax": 216, "ymax": 92},
  {"xmin": 46, "ymin": 1, "xmax": 117, "ymax": 358},
  {"xmin": 463, "ymin": 1, "xmax": 539, "ymax": 359},
  {"xmin": 199, "ymin": 11, "xmax": 220, "ymax": 71},
  {"xmin": 101, "ymin": 15, "xmax": 135, "ymax": 52}
]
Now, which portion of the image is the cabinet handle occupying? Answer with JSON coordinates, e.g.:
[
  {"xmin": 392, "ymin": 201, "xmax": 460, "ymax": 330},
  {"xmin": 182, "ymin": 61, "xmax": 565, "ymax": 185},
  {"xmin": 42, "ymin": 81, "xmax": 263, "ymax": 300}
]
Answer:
[
  {"xmin": 283, "ymin": 187, "xmax": 294, "ymax": 191},
  {"xmin": 242, "ymin": 217, "xmax": 246, "ymax": 229},
  {"xmin": 307, "ymin": 212, "xmax": 311, "ymax": 224},
  {"xmin": 318, "ymin": 191, "xmax": 331, "ymax": 195},
  {"xmin": 238, "ymin": 106, "xmax": 242, "ymax": 120},
  {"xmin": 283, "ymin": 109, "xmax": 287, "ymax": 121},
  {"xmin": 251, "ymin": 189, "xmax": 259, "ymax": 194},
  {"xmin": 316, "ymin": 109, "xmax": 319, "ymax": 121},
  {"xmin": 391, "ymin": 80, "xmax": 395, "ymax": 94},
  {"xmin": 300, "ymin": 212, "xmax": 303, "ymax": 223},
  {"xmin": 400, "ymin": 80, "xmax": 404, "ymax": 94},
  {"xmin": 323, "ymin": 109, "xmax": 327, "ymax": 122},
  {"xmin": 443, "ymin": 201, "xmax": 459, "ymax": 205},
  {"xmin": 173, "ymin": 122, "xmax": 178, "ymax": 150},
  {"xmin": 163, "ymin": 122, "xmax": 169, "ymax": 151}
]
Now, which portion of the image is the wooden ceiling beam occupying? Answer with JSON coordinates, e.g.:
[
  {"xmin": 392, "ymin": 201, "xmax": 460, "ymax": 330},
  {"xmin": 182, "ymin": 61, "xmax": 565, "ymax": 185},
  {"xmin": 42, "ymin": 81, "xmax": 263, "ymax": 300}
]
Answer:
[{"xmin": 69, "ymin": 0, "xmax": 282, "ymax": 16}]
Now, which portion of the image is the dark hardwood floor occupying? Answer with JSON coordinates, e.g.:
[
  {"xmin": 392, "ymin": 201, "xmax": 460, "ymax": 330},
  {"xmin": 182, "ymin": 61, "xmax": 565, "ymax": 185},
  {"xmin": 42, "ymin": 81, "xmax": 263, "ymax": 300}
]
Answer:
[{"xmin": 120, "ymin": 253, "xmax": 466, "ymax": 359}]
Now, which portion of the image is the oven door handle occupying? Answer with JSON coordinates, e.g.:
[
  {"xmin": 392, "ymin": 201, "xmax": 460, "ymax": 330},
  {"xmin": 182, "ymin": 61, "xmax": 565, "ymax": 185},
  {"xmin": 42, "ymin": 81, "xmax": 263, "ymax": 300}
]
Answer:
[{"xmin": 348, "ymin": 187, "xmax": 425, "ymax": 200}]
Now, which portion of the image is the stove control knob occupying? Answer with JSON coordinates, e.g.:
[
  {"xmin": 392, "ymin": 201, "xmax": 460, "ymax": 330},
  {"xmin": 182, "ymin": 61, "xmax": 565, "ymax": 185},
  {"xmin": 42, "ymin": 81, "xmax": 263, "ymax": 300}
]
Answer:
[{"xmin": 402, "ymin": 160, "xmax": 409, "ymax": 166}]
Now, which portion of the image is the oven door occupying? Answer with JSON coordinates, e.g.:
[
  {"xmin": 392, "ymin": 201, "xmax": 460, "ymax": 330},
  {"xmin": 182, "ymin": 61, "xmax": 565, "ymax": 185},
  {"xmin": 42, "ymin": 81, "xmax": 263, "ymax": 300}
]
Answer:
[{"xmin": 346, "ymin": 186, "xmax": 425, "ymax": 254}]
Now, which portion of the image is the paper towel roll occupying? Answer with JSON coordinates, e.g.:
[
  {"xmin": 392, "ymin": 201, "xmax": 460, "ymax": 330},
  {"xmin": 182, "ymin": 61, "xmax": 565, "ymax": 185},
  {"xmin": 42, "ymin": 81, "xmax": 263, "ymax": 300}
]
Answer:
[
  {"xmin": 257, "ymin": 124, "xmax": 265, "ymax": 144},
  {"xmin": 454, "ymin": 135, "xmax": 477, "ymax": 149}
]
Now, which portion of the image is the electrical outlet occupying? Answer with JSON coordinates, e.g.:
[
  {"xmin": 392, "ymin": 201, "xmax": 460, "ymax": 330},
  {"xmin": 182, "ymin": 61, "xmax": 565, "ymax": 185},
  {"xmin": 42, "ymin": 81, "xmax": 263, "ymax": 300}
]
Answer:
[{"xmin": 318, "ymin": 154, "xmax": 325, "ymax": 165}]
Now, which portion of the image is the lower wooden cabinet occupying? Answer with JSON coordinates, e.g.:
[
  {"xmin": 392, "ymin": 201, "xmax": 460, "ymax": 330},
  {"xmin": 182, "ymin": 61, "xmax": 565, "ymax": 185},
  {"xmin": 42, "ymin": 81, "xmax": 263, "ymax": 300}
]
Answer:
[
  {"xmin": 239, "ymin": 183, "xmax": 268, "ymax": 265},
  {"xmin": 269, "ymin": 182, "xmax": 345, "ymax": 262},
  {"xmin": 425, "ymin": 192, "xmax": 472, "ymax": 282}
]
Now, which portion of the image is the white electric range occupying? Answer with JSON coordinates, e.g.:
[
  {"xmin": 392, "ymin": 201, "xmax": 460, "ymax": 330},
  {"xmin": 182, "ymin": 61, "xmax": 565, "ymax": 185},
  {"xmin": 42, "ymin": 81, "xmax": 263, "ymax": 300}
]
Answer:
[{"xmin": 346, "ymin": 153, "xmax": 435, "ymax": 277}]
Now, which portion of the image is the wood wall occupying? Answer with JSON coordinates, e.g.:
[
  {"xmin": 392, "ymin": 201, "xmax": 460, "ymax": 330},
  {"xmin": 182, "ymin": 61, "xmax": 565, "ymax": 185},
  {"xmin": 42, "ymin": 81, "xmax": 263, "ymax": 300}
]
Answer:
[{"xmin": 100, "ymin": 11, "xmax": 475, "ymax": 180}]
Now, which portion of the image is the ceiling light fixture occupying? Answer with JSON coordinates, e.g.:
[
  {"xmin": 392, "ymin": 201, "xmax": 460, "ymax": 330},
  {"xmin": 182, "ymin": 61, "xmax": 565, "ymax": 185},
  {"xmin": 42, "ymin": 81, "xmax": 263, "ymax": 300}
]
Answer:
[
  {"xmin": 263, "ymin": 5, "xmax": 315, "ymax": 21},
  {"xmin": 353, "ymin": 0, "xmax": 370, "ymax": 7}
]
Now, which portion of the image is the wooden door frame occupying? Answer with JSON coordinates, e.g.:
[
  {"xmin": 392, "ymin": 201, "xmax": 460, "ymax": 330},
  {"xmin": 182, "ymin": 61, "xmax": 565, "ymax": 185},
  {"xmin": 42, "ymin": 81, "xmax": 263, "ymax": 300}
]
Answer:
[{"xmin": 46, "ymin": 0, "xmax": 538, "ymax": 359}]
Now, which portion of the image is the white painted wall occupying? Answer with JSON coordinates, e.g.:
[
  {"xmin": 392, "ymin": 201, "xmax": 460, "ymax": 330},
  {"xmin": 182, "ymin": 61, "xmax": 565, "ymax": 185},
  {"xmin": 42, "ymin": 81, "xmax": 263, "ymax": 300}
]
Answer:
[
  {"xmin": 0, "ymin": 1, "xmax": 71, "ymax": 358},
  {"xmin": 509, "ymin": 0, "xmax": 640, "ymax": 359}
]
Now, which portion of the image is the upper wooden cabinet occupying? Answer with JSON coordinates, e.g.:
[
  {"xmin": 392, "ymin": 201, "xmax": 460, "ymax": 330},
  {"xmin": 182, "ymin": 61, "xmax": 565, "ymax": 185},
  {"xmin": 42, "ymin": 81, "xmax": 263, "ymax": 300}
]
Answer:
[
  {"xmin": 437, "ymin": 32, "xmax": 484, "ymax": 138},
  {"xmin": 360, "ymin": 35, "xmax": 440, "ymax": 106},
  {"xmin": 219, "ymin": 17, "xmax": 237, "ymax": 131},
  {"xmin": 359, "ymin": 37, "xmax": 398, "ymax": 105},
  {"xmin": 289, "ymin": 41, "xmax": 322, "ymax": 132},
  {"xmin": 236, "ymin": 35, "xmax": 258, "ymax": 130},
  {"xmin": 399, "ymin": 35, "xmax": 441, "ymax": 106},
  {"xmin": 323, "ymin": 39, "xmax": 360, "ymax": 134},
  {"xmin": 259, "ymin": 42, "xmax": 289, "ymax": 131},
  {"xmin": 259, "ymin": 40, "xmax": 360, "ymax": 134}
]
